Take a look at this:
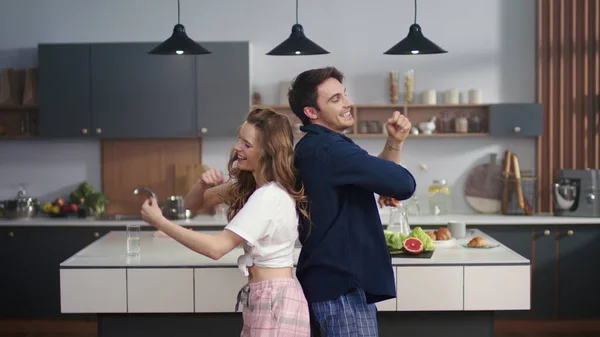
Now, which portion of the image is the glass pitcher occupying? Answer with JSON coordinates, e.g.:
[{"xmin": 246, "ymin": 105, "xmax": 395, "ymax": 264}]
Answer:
[{"xmin": 387, "ymin": 203, "xmax": 411, "ymax": 236}]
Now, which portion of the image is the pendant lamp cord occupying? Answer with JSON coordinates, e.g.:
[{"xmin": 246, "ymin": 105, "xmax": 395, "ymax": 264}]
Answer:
[
  {"xmin": 177, "ymin": 0, "xmax": 181, "ymax": 24},
  {"xmin": 296, "ymin": 0, "xmax": 299, "ymax": 24},
  {"xmin": 413, "ymin": 0, "xmax": 417, "ymax": 24}
]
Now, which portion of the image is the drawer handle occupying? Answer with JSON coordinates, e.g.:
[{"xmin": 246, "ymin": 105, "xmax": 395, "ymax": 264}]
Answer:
[
  {"xmin": 543, "ymin": 229, "xmax": 550, "ymax": 236},
  {"xmin": 514, "ymin": 126, "xmax": 521, "ymax": 132},
  {"xmin": 96, "ymin": 128, "xmax": 102, "ymax": 135},
  {"xmin": 200, "ymin": 127, "xmax": 208, "ymax": 134},
  {"xmin": 81, "ymin": 128, "xmax": 88, "ymax": 135},
  {"xmin": 8, "ymin": 232, "xmax": 14, "ymax": 237},
  {"xmin": 567, "ymin": 230, "xmax": 574, "ymax": 236},
  {"xmin": 94, "ymin": 232, "xmax": 100, "ymax": 238}
]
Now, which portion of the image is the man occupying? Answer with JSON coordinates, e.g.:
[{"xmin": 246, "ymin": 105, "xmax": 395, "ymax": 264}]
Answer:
[{"xmin": 288, "ymin": 66, "xmax": 416, "ymax": 337}]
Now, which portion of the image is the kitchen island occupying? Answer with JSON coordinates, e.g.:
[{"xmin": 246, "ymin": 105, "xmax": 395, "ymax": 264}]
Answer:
[
  {"xmin": 59, "ymin": 229, "xmax": 530, "ymax": 337},
  {"xmin": 2, "ymin": 212, "xmax": 600, "ymax": 227}
]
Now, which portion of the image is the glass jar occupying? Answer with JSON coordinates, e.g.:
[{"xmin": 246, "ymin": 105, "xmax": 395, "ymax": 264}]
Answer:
[
  {"xmin": 428, "ymin": 180, "xmax": 452, "ymax": 215},
  {"xmin": 387, "ymin": 204, "xmax": 411, "ymax": 236}
]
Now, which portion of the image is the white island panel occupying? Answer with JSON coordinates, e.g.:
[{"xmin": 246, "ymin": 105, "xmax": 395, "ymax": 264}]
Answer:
[
  {"xmin": 463, "ymin": 265, "xmax": 531, "ymax": 310},
  {"xmin": 194, "ymin": 268, "xmax": 247, "ymax": 313},
  {"xmin": 127, "ymin": 268, "xmax": 194, "ymax": 313},
  {"xmin": 60, "ymin": 269, "xmax": 126, "ymax": 313},
  {"xmin": 396, "ymin": 266, "xmax": 463, "ymax": 311},
  {"xmin": 376, "ymin": 267, "xmax": 397, "ymax": 311}
]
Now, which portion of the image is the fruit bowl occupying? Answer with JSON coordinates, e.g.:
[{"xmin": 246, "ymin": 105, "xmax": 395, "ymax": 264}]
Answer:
[{"xmin": 42, "ymin": 197, "xmax": 79, "ymax": 218}]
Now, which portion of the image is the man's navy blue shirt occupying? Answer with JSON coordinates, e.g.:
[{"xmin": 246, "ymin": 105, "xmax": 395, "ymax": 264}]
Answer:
[{"xmin": 294, "ymin": 124, "xmax": 417, "ymax": 304}]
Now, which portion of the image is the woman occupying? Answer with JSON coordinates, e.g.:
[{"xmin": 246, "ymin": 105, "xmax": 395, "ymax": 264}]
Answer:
[{"xmin": 140, "ymin": 107, "xmax": 311, "ymax": 337}]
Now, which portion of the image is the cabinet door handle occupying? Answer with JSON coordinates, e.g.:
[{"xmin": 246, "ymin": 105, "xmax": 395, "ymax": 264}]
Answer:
[
  {"xmin": 96, "ymin": 128, "xmax": 102, "ymax": 135},
  {"xmin": 8, "ymin": 231, "xmax": 14, "ymax": 237},
  {"xmin": 81, "ymin": 128, "xmax": 88, "ymax": 135},
  {"xmin": 514, "ymin": 126, "xmax": 521, "ymax": 132},
  {"xmin": 567, "ymin": 230, "xmax": 574, "ymax": 236},
  {"xmin": 543, "ymin": 229, "xmax": 550, "ymax": 236},
  {"xmin": 200, "ymin": 128, "xmax": 208, "ymax": 134},
  {"xmin": 94, "ymin": 232, "xmax": 100, "ymax": 238}
]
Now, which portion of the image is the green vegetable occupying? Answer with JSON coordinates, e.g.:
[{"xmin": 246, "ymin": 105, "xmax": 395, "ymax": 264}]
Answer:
[
  {"xmin": 69, "ymin": 181, "xmax": 109, "ymax": 215},
  {"xmin": 383, "ymin": 226, "xmax": 435, "ymax": 252},
  {"xmin": 383, "ymin": 230, "xmax": 406, "ymax": 250},
  {"xmin": 407, "ymin": 227, "xmax": 435, "ymax": 251}
]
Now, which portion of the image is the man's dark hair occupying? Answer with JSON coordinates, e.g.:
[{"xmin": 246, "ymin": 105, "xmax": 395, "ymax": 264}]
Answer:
[{"xmin": 287, "ymin": 67, "xmax": 345, "ymax": 126}]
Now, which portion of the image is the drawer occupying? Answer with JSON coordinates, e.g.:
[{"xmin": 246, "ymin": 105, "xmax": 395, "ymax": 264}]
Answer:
[
  {"xmin": 127, "ymin": 268, "xmax": 194, "ymax": 313},
  {"xmin": 396, "ymin": 266, "xmax": 463, "ymax": 311},
  {"xmin": 194, "ymin": 268, "xmax": 247, "ymax": 313},
  {"xmin": 60, "ymin": 268, "xmax": 126, "ymax": 313},
  {"xmin": 464, "ymin": 265, "xmax": 530, "ymax": 311}
]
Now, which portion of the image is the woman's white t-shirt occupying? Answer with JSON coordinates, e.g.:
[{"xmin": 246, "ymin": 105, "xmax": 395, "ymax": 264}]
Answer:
[{"xmin": 225, "ymin": 181, "xmax": 299, "ymax": 276}]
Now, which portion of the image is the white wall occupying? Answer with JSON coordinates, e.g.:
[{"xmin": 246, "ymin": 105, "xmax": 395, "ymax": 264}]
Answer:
[{"xmin": 0, "ymin": 0, "xmax": 537, "ymax": 214}]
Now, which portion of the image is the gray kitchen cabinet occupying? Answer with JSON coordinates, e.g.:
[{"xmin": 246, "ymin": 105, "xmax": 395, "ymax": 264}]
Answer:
[
  {"xmin": 38, "ymin": 44, "xmax": 92, "ymax": 138},
  {"xmin": 489, "ymin": 103, "xmax": 543, "ymax": 137},
  {"xmin": 0, "ymin": 226, "xmax": 112, "ymax": 318},
  {"xmin": 557, "ymin": 225, "xmax": 600, "ymax": 319},
  {"xmin": 196, "ymin": 41, "xmax": 251, "ymax": 137},
  {"xmin": 90, "ymin": 43, "xmax": 197, "ymax": 138},
  {"xmin": 530, "ymin": 226, "xmax": 556, "ymax": 320}
]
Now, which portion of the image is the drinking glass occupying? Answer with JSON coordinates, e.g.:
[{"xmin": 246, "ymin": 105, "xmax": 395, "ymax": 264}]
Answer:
[{"xmin": 126, "ymin": 224, "xmax": 141, "ymax": 256}]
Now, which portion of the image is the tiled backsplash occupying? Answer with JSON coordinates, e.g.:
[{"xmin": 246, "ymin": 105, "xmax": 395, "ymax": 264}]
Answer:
[{"xmin": 0, "ymin": 137, "xmax": 535, "ymax": 214}]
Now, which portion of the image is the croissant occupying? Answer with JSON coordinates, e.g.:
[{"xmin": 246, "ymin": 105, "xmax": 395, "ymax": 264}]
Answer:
[
  {"xmin": 467, "ymin": 236, "xmax": 489, "ymax": 247},
  {"xmin": 434, "ymin": 227, "xmax": 452, "ymax": 240},
  {"xmin": 426, "ymin": 231, "xmax": 436, "ymax": 240}
]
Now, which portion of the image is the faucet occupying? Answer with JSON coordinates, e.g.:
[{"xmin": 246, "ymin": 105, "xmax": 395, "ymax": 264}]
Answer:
[{"xmin": 133, "ymin": 187, "xmax": 157, "ymax": 200}]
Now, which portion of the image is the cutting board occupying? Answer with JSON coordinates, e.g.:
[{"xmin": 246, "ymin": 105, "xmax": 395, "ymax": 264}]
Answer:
[
  {"xmin": 463, "ymin": 154, "xmax": 503, "ymax": 213},
  {"xmin": 174, "ymin": 164, "xmax": 209, "ymax": 196},
  {"xmin": 390, "ymin": 250, "xmax": 435, "ymax": 258}
]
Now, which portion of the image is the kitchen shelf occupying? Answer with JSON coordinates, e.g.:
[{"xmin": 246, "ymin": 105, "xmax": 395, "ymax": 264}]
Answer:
[
  {"xmin": 252, "ymin": 104, "xmax": 490, "ymax": 139},
  {"xmin": 0, "ymin": 106, "xmax": 39, "ymax": 139}
]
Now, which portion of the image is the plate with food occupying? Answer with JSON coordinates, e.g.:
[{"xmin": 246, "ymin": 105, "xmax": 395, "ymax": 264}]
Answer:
[
  {"xmin": 461, "ymin": 236, "xmax": 500, "ymax": 249},
  {"xmin": 383, "ymin": 227, "xmax": 436, "ymax": 258},
  {"xmin": 426, "ymin": 227, "xmax": 456, "ymax": 248}
]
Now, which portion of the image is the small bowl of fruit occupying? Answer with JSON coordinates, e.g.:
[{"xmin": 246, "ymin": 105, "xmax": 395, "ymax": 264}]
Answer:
[{"xmin": 42, "ymin": 197, "xmax": 79, "ymax": 218}]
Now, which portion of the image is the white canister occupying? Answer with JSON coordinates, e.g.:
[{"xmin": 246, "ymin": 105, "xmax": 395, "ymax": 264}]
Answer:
[
  {"xmin": 447, "ymin": 221, "xmax": 466, "ymax": 239},
  {"xmin": 422, "ymin": 90, "xmax": 437, "ymax": 104},
  {"xmin": 444, "ymin": 89, "xmax": 459, "ymax": 104},
  {"xmin": 468, "ymin": 89, "xmax": 482, "ymax": 104},
  {"xmin": 279, "ymin": 81, "xmax": 292, "ymax": 105}
]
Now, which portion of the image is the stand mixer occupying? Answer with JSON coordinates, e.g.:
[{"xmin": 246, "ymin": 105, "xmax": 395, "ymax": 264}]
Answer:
[{"xmin": 553, "ymin": 169, "xmax": 600, "ymax": 217}]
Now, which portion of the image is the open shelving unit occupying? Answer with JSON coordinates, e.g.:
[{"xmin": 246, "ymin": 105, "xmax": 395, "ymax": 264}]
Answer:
[
  {"xmin": 252, "ymin": 103, "xmax": 491, "ymax": 139},
  {"xmin": 0, "ymin": 105, "xmax": 39, "ymax": 140}
]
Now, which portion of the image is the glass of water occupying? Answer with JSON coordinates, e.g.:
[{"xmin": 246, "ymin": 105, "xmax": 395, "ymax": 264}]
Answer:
[{"xmin": 126, "ymin": 224, "xmax": 141, "ymax": 256}]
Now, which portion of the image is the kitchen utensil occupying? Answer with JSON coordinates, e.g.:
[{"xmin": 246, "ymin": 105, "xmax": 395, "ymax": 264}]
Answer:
[
  {"xmin": 553, "ymin": 181, "xmax": 577, "ymax": 210},
  {"xmin": 162, "ymin": 195, "xmax": 195, "ymax": 220},
  {"xmin": 463, "ymin": 154, "xmax": 502, "ymax": 214},
  {"xmin": 553, "ymin": 169, "xmax": 600, "ymax": 217},
  {"xmin": 512, "ymin": 154, "xmax": 525, "ymax": 209},
  {"xmin": 501, "ymin": 150, "xmax": 513, "ymax": 214},
  {"xmin": 0, "ymin": 186, "xmax": 40, "ymax": 219}
]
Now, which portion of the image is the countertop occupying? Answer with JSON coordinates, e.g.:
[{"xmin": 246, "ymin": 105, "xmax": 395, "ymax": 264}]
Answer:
[
  {"xmin": 60, "ymin": 229, "xmax": 529, "ymax": 268},
  {"xmin": 3, "ymin": 212, "xmax": 600, "ymax": 227}
]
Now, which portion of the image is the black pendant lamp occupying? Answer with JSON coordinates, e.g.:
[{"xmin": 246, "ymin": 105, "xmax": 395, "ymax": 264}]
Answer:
[
  {"xmin": 148, "ymin": 0, "xmax": 210, "ymax": 55},
  {"xmin": 384, "ymin": 0, "xmax": 447, "ymax": 55},
  {"xmin": 267, "ymin": 0, "xmax": 329, "ymax": 56}
]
